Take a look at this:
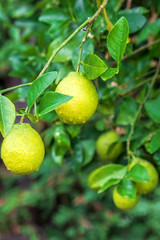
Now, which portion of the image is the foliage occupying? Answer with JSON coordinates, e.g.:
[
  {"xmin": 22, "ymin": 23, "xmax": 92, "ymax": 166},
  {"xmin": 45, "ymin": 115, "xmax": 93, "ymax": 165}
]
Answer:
[{"xmin": 0, "ymin": 0, "xmax": 160, "ymax": 238}]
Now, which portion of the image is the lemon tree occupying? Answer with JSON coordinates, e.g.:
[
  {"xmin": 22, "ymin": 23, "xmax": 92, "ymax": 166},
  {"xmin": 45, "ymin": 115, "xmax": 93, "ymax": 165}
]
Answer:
[{"xmin": 0, "ymin": 0, "xmax": 160, "ymax": 214}]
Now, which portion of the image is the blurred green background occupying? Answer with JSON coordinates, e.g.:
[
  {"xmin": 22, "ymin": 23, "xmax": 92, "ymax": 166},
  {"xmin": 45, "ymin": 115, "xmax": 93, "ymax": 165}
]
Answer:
[{"xmin": 1, "ymin": 0, "xmax": 160, "ymax": 239}]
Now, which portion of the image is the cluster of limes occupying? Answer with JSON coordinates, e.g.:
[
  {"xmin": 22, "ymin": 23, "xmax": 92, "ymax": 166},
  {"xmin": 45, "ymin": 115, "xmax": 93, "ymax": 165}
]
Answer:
[
  {"xmin": 96, "ymin": 130, "xmax": 159, "ymax": 210},
  {"xmin": 1, "ymin": 72, "xmax": 98, "ymax": 175}
]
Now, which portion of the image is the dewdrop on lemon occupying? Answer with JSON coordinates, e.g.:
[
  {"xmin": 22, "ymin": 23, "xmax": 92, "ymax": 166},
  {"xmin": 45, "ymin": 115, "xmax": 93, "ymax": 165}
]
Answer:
[
  {"xmin": 1, "ymin": 123, "xmax": 45, "ymax": 175},
  {"xmin": 55, "ymin": 72, "xmax": 98, "ymax": 124}
]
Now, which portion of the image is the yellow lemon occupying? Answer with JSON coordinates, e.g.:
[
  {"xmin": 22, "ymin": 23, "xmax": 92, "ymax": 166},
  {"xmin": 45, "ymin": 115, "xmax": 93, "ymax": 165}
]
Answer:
[
  {"xmin": 113, "ymin": 186, "xmax": 140, "ymax": 210},
  {"xmin": 129, "ymin": 158, "xmax": 159, "ymax": 194},
  {"xmin": 55, "ymin": 72, "xmax": 98, "ymax": 124},
  {"xmin": 96, "ymin": 130, "xmax": 123, "ymax": 161},
  {"xmin": 1, "ymin": 123, "xmax": 45, "ymax": 175}
]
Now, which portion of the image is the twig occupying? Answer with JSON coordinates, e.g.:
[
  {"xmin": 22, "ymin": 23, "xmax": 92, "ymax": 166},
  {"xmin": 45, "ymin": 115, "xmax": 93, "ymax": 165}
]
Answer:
[
  {"xmin": 76, "ymin": 25, "xmax": 91, "ymax": 72},
  {"xmin": 37, "ymin": 0, "xmax": 109, "ymax": 79},
  {"xmin": 119, "ymin": 75, "xmax": 160, "ymax": 96},
  {"xmin": 126, "ymin": 0, "xmax": 132, "ymax": 9},
  {"xmin": 20, "ymin": 107, "xmax": 28, "ymax": 124},
  {"xmin": 126, "ymin": 59, "xmax": 160, "ymax": 161},
  {"xmin": 123, "ymin": 39, "xmax": 160, "ymax": 61},
  {"xmin": 0, "ymin": 82, "xmax": 32, "ymax": 94},
  {"xmin": 112, "ymin": 39, "xmax": 160, "ymax": 67}
]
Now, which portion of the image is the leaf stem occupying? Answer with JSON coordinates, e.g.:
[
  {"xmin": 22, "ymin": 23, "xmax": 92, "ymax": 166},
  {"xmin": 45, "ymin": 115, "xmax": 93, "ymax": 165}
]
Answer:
[
  {"xmin": 126, "ymin": 59, "xmax": 160, "ymax": 161},
  {"xmin": 20, "ymin": 107, "xmax": 29, "ymax": 124},
  {"xmin": 37, "ymin": 0, "xmax": 109, "ymax": 78},
  {"xmin": 0, "ymin": 82, "xmax": 32, "ymax": 94}
]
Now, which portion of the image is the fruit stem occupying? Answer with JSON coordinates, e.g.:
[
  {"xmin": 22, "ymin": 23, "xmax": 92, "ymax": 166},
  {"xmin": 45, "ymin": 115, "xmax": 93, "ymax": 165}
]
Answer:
[
  {"xmin": 20, "ymin": 107, "xmax": 29, "ymax": 124},
  {"xmin": 0, "ymin": 82, "xmax": 32, "ymax": 94},
  {"xmin": 37, "ymin": 0, "xmax": 109, "ymax": 78},
  {"xmin": 126, "ymin": 58, "xmax": 160, "ymax": 162},
  {"xmin": 76, "ymin": 24, "xmax": 92, "ymax": 72}
]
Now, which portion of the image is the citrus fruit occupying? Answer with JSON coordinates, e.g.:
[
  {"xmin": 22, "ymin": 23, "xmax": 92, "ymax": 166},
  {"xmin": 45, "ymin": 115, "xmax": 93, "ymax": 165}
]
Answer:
[
  {"xmin": 96, "ymin": 130, "xmax": 123, "ymax": 161},
  {"xmin": 129, "ymin": 158, "xmax": 159, "ymax": 194},
  {"xmin": 55, "ymin": 72, "xmax": 98, "ymax": 124},
  {"xmin": 1, "ymin": 123, "xmax": 45, "ymax": 175},
  {"xmin": 113, "ymin": 186, "xmax": 140, "ymax": 210}
]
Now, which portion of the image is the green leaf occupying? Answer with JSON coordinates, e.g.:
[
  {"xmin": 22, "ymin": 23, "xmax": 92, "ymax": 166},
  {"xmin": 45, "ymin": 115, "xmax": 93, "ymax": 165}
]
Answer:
[
  {"xmin": 137, "ymin": 19, "xmax": 160, "ymax": 44},
  {"xmin": 53, "ymin": 124, "xmax": 71, "ymax": 149},
  {"xmin": 145, "ymin": 132, "xmax": 160, "ymax": 154},
  {"xmin": 47, "ymin": 34, "xmax": 83, "ymax": 63},
  {"xmin": 66, "ymin": 125, "xmax": 81, "ymax": 138},
  {"xmin": 101, "ymin": 67, "xmax": 118, "ymax": 81},
  {"xmin": 25, "ymin": 114, "xmax": 39, "ymax": 124},
  {"xmin": 51, "ymin": 144, "xmax": 67, "ymax": 165},
  {"xmin": 27, "ymin": 72, "xmax": 57, "ymax": 111},
  {"xmin": 83, "ymin": 54, "xmax": 108, "ymax": 79},
  {"xmin": 82, "ymin": 139, "xmax": 96, "ymax": 166},
  {"xmin": 67, "ymin": 140, "xmax": 83, "ymax": 171},
  {"xmin": 98, "ymin": 179, "xmax": 120, "ymax": 194},
  {"xmin": 72, "ymin": 39, "xmax": 94, "ymax": 70},
  {"xmin": 39, "ymin": 111, "xmax": 58, "ymax": 123},
  {"xmin": 116, "ymin": 97, "xmax": 138, "ymax": 125},
  {"xmin": 119, "ymin": 7, "xmax": 149, "ymax": 14},
  {"xmin": 39, "ymin": 7, "xmax": 70, "ymax": 24},
  {"xmin": 118, "ymin": 11, "xmax": 146, "ymax": 34},
  {"xmin": 145, "ymin": 96, "xmax": 160, "ymax": 123},
  {"xmin": 88, "ymin": 164, "xmax": 127, "ymax": 190},
  {"xmin": 0, "ymin": 96, "xmax": 16, "ymax": 137},
  {"xmin": 117, "ymin": 179, "xmax": 137, "ymax": 200},
  {"xmin": 128, "ymin": 164, "xmax": 150, "ymax": 182},
  {"xmin": 38, "ymin": 92, "xmax": 72, "ymax": 116},
  {"xmin": 107, "ymin": 17, "xmax": 129, "ymax": 62}
]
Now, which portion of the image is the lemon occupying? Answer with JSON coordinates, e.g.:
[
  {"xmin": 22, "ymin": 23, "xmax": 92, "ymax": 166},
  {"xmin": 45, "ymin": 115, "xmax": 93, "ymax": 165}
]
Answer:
[
  {"xmin": 55, "ymin": 72, "xmax": 98, "ymax": 124},
  {"xmin": 96, "ymin": 130, "xmax": 123, "ymax": 161},
  {"xmin": 1, "ymin": 123, "xmax": 45, "ymax": 175},
  {"xmin": 129, "ymin": 158, "xmax": 159, "ymax": 194},
  {"xmin": 113, "ymin": 186, "xmax": 140, "ymax": 210}
]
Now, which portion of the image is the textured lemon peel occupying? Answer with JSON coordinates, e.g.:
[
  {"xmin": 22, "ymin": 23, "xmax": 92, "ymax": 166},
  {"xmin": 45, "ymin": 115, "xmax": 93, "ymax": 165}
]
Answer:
[
  {"xmin": 55, "ymin": 72, "xmax": 98, "ymax": 124},
  {"xmin": 1, "ymin": 123, "xmax": 45, "ymax": 175}
]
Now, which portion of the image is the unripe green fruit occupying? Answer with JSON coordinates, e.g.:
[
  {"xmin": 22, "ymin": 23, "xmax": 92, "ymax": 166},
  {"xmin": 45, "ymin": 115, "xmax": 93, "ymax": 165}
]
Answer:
[
  {"xmin": 113, "ymin": 186, "xmax": 140, "ymax": 210},
  {"xmin": 129, "ymin": 158, "xmax": 159, "ymax": 194},
  {"xmin": 96, "ymin": 130, "xmax": 123, "ymax": 161}
]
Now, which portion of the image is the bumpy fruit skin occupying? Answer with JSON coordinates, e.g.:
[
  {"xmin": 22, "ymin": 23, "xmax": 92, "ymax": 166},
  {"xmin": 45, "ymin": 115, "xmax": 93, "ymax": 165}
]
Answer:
[
  {"xmin": 55, "ymin": 72, "xmax": 98, "ymax": 124},
  {"xmin": 130, "ymin": 158, "xmax": 159, "ymax": 194},
  {"xmin": 96, "ymin": 130, "xmax": 123, "ymax": 161},
  {"xmin": 1, "ymin": 123, "xmax": 45, "ymax": 175},
  {"xmin": 113, "ymin": 186, "xmax": 140, "ymax": 210}
]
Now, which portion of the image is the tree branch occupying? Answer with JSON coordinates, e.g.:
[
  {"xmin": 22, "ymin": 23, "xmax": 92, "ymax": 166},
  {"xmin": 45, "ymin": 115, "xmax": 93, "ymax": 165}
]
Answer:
[
  {"xmin": 126, "ymin": 59, "xmax": 160, "ymax": 161},
  {"xmin": 37, "ymin": 0, "xmax": 109, "ymax": 78}
]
